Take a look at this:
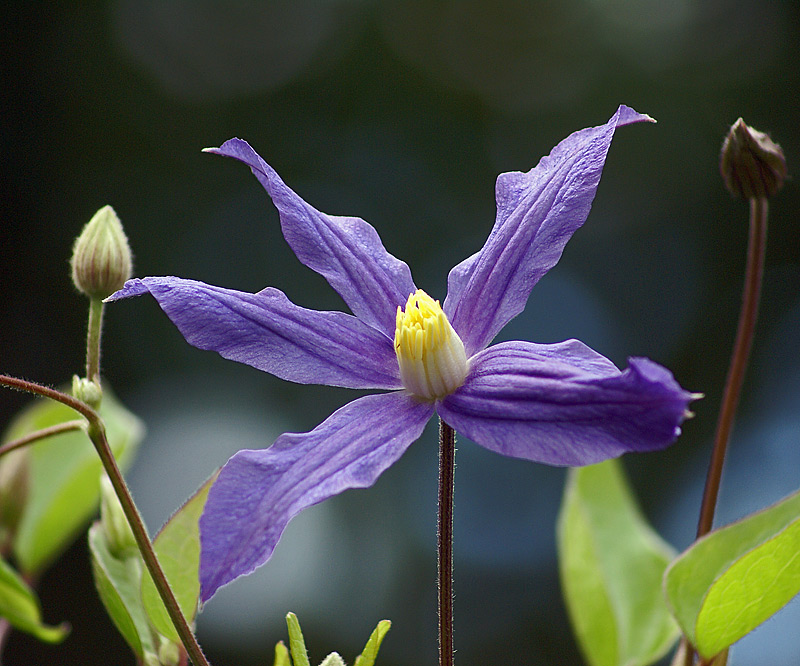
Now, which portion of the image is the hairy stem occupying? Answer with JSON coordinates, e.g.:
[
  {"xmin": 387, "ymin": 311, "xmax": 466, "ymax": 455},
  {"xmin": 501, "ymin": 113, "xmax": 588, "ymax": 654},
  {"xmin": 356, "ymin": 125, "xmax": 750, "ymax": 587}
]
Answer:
[
  {"xmin": 683, "ymin": 197, "xmax": 768, "ymax": 666},
  {"xmin": 86, "ymin": 297, "xmax": 104, "ymax": 382},
  {"xmin": 696, "ymin": 197, "xmax": 768, "ymax": 538},
  {"xmin": 0, "ymin": 420, "xmax": 86, "ymax": 458},
  {"xmin": 0, "ymin": 374, "xmax": 211, "ymax": 666},
  {"xmin": 438, "ymin": 418, "xmax": 456, "ymax": 666}
]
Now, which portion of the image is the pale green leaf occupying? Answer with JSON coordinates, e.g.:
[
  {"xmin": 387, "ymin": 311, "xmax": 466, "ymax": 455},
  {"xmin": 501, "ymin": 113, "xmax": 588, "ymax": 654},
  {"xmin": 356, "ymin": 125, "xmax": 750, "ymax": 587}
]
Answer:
[
  {"xmin": 0, "ymin": 556, "xmax": 68, "ymax": 643},
  {"xmin": 286, "ymin": 612, "xmax": 311, "ymax": 666},
  {"xmin": 6, "ymin": 387, "xmax": 143, "ymax": 575},
  {"xmin": 274, "ymin": 641, "xmax": 291, "ymax": 666},
  {"xmin": 354, "ymin": 619, "xmax": 391, "ymax": 666},
  {"xmin": 557, "ymin": 459, "xmax": 679, "ymax": 666},
  {"xmin": 664, "ymin": 488, "xmax": 800, "ymax": 658},
  {"xmin": 141, "ymin": 474, "xmax": 216, "ymax": 642},
  {"xmin": 88, "ymin": 522, "xmax": 156, "ymax": 660}
]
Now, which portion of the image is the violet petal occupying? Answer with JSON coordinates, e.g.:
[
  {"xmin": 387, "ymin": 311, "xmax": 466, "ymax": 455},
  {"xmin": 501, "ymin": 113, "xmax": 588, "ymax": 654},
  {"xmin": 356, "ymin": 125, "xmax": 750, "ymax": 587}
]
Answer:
[
  {"xmin": 108, "ymin": 277, "xmax": 402, "ymax": 389},
  {"xmin": 444, "ymin": 105, "xmax": 655, "ymax": 356},
  {"xmin": 206, "ymin": 138, "xmax": 417, "ymax": 336},
  {"xmin": 437, "ymin": 340, "xmax": 694, "ymax": 466},
  {"xmin": 199, "ymin": 391, "xmax": 435, "ymax": 600}
]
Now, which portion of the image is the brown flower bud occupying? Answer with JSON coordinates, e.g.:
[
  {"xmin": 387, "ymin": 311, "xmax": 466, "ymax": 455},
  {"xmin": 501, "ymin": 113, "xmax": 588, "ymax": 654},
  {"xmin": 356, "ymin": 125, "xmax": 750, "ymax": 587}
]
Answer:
[{"xmin": 720, "ymin": 119, "xmax": 787, "ymax": 199}]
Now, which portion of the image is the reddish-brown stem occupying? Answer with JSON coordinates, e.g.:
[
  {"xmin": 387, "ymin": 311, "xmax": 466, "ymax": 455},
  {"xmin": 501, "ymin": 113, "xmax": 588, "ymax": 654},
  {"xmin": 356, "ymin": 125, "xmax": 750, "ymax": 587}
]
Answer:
[
  {"xmin": 0, "ymin": 420, "xmax": 86, "ymax": 458},
  {"xmin": 438, "ymin": 418, "xmax": 456, "ymax": 666},
  {"xmin": 0, "ymin": 374, "xmax": 211, "ymax": 666},
  {"xmin": 681, "ymin": 197, "xmax": 768, "ymax": 666},
  {"xmin": 696, "ymin": 197, "xmax": 768, "ymax": 538}
]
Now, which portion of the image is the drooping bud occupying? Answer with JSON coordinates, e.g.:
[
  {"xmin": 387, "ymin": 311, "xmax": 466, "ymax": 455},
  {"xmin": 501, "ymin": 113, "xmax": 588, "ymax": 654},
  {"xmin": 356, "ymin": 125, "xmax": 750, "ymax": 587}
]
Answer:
[
  {"xmin": 720, "ymin": 119, "xmax": 787, "ymax": 199},
  {"xmin": 99, "ymin": 474, "xmax": 137, "ymax": 558},
  {"xmin": 71, "ymin": 205, "xmax": 133, "ymax": 299}
]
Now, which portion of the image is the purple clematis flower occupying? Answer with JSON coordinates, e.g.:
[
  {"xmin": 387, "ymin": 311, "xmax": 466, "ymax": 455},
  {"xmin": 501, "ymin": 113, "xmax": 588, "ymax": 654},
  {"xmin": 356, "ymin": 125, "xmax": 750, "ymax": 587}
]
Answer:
[{"xmin": 109, "ymin": 105, "xmax": 695, "ymax": 602}]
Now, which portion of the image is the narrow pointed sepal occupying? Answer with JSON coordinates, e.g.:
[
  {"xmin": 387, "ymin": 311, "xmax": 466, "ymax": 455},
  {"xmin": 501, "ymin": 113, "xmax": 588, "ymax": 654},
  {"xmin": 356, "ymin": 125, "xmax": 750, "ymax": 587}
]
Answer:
[
  {"xmin": 444, "ymin": 105, "xmax": 655, "ymax": 356},
  {"xmin": 438, "ymin": 340, "xmax": 695, "ymax": 466},
  {"xmin": 199, "ymin": 392, "xmax": 434, "ymax": 601}
]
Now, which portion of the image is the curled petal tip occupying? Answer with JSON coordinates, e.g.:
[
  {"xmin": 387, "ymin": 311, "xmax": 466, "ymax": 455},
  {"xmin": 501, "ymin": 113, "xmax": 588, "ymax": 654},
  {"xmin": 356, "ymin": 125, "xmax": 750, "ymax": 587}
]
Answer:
[
  {"xmin": 616, "ymin": 104, "xmax": 657, "ymax": 126},
  {"xmin": 103, "ymin": 277, "xmax": 148, "ymax": 302},
  {"xmin": 203, "ymin": 138, "xmax": 249, "ymax": 156}
]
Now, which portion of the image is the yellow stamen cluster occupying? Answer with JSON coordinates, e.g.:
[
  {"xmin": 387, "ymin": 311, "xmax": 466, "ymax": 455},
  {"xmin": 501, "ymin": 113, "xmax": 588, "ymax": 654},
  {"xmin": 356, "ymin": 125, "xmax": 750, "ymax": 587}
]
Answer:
[{"xmin": 394, "ymin": 290, "xmax": 468, "ymax": 401}]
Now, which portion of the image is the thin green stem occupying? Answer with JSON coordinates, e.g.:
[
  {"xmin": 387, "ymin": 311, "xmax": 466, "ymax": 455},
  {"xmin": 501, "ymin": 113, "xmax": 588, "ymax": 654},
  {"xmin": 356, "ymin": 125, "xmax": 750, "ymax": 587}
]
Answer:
[
  {"xmin": 438, "ymin": 418, "xmax": 455, "ymax": 666},
  {"xmin": 0, "ymin": 374, "xmax": 211, "ymax": 666},
  {"xmin": 86, "ymin": 297, "xmax": 104, "ymax": 382},
  {"xmin": 0, "ymin": 420, "xmax": 86, "ymax": 458},
  {"xmin": 696, "ymin": 197, "xmax": 768, "ymax": 538}
]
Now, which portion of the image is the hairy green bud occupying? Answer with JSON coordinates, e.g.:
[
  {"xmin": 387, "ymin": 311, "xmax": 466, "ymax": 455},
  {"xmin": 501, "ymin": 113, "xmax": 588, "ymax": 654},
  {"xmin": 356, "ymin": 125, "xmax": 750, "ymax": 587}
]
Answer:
[
  {"xmin": 720, "ymin": 119, "xmax": 787, "ymax": 199},
  {"xmin": 72, "ymin": 374, "xmax": 103, "ymax": 408},
  {"xmin": 71, "ymin": 205, "xmax": 133, "ymax": 299},
  {"xmin": 99, "ymin": 474, "xmax": 137, "ymax": 558},
  {"xmin": 157, "ymin": 637, "xmax": 181, "ymax": 666}
]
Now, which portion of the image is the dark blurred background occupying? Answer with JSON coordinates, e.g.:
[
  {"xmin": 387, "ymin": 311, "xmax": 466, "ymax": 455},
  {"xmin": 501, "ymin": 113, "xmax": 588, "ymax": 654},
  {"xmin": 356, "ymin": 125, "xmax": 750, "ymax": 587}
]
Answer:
[{"xmin": 2, "ymin": 1, "xmax": 799, "ymax": 664}]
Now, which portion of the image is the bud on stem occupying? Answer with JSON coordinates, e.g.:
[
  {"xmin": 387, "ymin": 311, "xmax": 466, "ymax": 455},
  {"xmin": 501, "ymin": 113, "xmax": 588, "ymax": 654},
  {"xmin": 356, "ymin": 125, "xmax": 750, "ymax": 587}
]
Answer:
[
  {"xmin": 99, "ymin": 474, "xmax": 137, "ymax": 558},
  {"xmin": 71, "ymin": 205, "xmax": 133, "ymax": 300},
  {"xmin": 720, "ymin": 119, "xmax": 787, "ymax": 199},
  {"xmin": 70, "ymin": 205, "xmax": 133, "ymax": 385}
]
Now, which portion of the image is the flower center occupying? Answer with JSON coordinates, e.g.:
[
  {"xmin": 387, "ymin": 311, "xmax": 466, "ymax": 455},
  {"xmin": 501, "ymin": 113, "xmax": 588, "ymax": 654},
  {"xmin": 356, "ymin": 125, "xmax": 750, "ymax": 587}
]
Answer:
[{"xmin": 394, "ymin": 289, "xmax": 468, "ymax": 401}]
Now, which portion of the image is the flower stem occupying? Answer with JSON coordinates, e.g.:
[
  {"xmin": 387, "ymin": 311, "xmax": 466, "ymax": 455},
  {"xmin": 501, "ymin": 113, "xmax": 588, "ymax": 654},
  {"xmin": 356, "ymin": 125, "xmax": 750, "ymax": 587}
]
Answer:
[
  {"xmin": 681, "ymin": 197, "xmax": 768, "ymax": 666},
  {"xmin": 696, "ymin": 197, "xmax": 768, "ymax": 539},
  {"xmin": 438, "ymin": 418, "xmax": 456, "ymax": 666},
  {"xmin": 0, "ymin": 374, "xmax": 212, "ymax": 666},
  {"xmin": 0, "ymin": 420, "xmax": 86, "ymax": 458},
  {"xmin": 86, "ymin": 297, "xmax": 104, "ymax": 382}
]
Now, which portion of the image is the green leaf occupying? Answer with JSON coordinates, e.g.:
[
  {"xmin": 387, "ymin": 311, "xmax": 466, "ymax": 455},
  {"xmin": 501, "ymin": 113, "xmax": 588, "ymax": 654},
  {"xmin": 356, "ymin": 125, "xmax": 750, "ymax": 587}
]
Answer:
[
  {"xmin": 5, "ymin": 388, "xmax": 143, "ymax": 575},
  {"xmin": 354, "ymin": 619, "xmax": 391, "ymax": 666},
  {"xmin": 140, "ymin": 475, "xmax": 216, "ymax": 642},
  {"xmin": 274, "ymin": 641, "xmax": 291, "ymax": 666},
  {"xmin": 664, "ymin": 488, "xmax": 800, "ymax": 658},
  {"xmin": 557, "ymin": 459, "xmax": 680, "ymax": 666},
  {"xmin": 286, "ymin": 612, "xmax": 311, "ymax": 666},
  {"xmin": 88, "ymin": 522, "xmax": 156, "ymax": 660},
  {"xmin": 0, "ymin": 556, "xmax": 68, "ymax": 643}
]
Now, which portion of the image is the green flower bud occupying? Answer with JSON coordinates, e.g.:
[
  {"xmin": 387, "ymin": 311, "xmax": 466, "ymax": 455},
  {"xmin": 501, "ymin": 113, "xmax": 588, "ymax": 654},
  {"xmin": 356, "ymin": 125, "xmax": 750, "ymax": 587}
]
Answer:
[
  {"xmin": 319, "ymin": 653, "xmax": 345, "ymax": 666},
  {"xmin": 720, "ymin": 119, "xmax": 787, "ymax": 199},
  {"xmin": 71, "ymin": 205, "xmax": 133, "ymax": 299},
  {"xmin": 157, "ymin": 637, "xmax": 181, "ymax": 666},
  {"xmin": 142, "ymin": 654, "xmax": 161, "ymax": 666},
  {"xmin": 99, "ymin": 474, "xmax": 137, "ymax": 558},
  {"xmin": 72, "ymin": 374, "xmax": 103, "ymax": 408}
]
